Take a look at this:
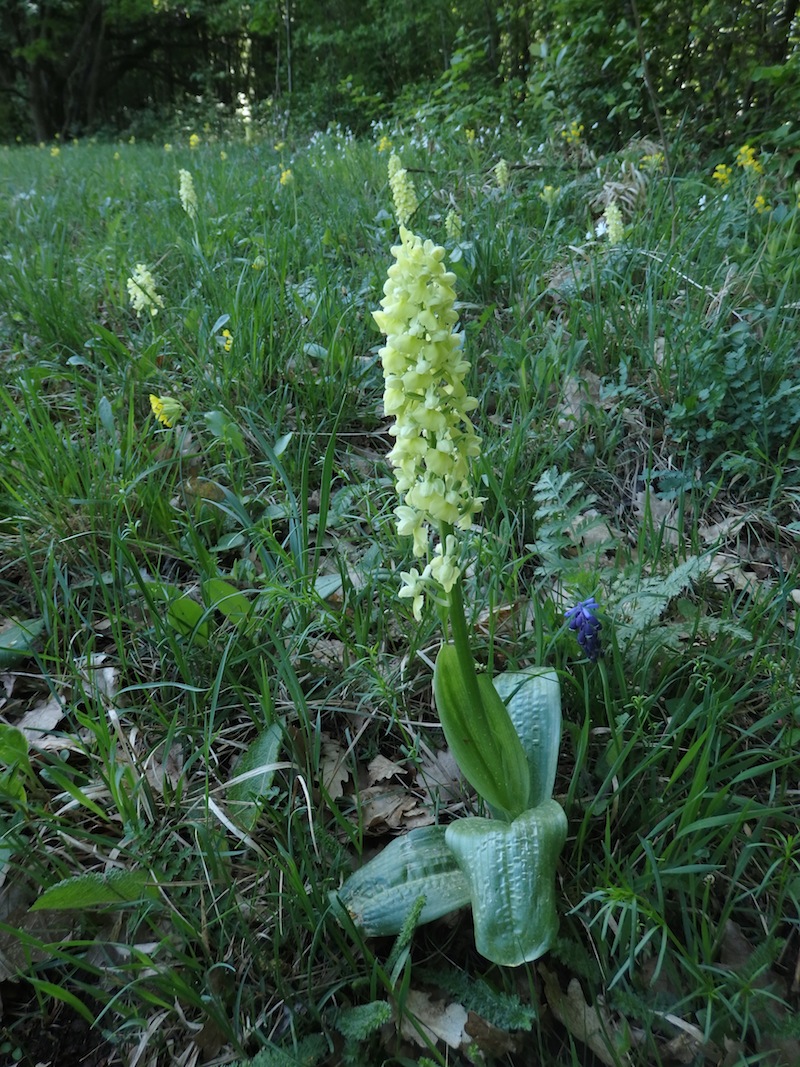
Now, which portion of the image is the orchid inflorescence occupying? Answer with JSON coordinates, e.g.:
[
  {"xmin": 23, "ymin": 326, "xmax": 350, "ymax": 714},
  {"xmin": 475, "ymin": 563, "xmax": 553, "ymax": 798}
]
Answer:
[{"xmin": 372, "ymin": 226, "xmax": 484, "ymax": 618}]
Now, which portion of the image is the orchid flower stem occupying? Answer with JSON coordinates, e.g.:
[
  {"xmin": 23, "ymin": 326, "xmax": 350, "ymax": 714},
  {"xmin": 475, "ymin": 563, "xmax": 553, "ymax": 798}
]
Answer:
[{"xmin": 441, "ymin": 526, "xmax": 483, "ymax": 714}]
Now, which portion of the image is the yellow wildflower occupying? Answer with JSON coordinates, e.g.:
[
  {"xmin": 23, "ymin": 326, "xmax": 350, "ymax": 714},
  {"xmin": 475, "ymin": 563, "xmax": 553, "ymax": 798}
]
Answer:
[
  {"xmin": 178, "ymin": 168, "xmax": 198, "ymax": 219},
  {"xmin": 127, "ymin": 264, "xmax": 165, "ymax": 317},
  {"xmin": 377, "ymin": 135, "xmax": 393, "ymax": 153},
  {"xmin": 561, "ymin": 121, "xmax": 584, "ymax": 146},
  {"xmin": 149, "ymin": 395, "xmax": 184, "ymax": 428},
  {"xmin": 113, "ymin": 151, "xmax": 120, "ymax": 161},
  {"xmin": 50, "ymin": 146, "xmax": 60, "ymax": 157},
  {"xmin": 735, "ymin": 144, "xmax": 763, "ymax": 174},
  {"xmin": 373, "ymin": 226, "xmax": 484, "ymax": 614},
  {"xmin": 221, "ymin": 329, "xmax": 233, "ymax": 352},
  {"xmin": 189, "ymin": 133, "xmax": 200, "ymax": 150},
  {"xmin": 164, "ymin": 143, "xmax": 173, "ymax": 152},
  {"xmin": 252, "ymin": 255, "xmax": 266, "ymax": 270},
  {"xmin": 641, "ymin": 152, "xmax": 664, "ymax": 171},
  {"xmin": 445, "ymin": 210, "xmax": 462, "ymax": 241},
  {"xmin": 540, "ymin": 184, "xmax": 560, "ymax": 208},
  {"xmin": 712, "ymin": 163, "xmax": 732, "ymax": 186},
  {"xmin": 494, "ymin": 158, "xmax": 510, "ymax": 191},
  {"xmin": 280, "ymin": 168, "xmax": 293, "ymax": 186},
  {"xmin": 274, "ymin": 141, "xmax": 285, "ymax": 152},
  {"xmin": 219, "ymin": 150, "xmax": 227, "ymax": 161},
  {"xmin": 754, "ymin": 194, "xmax": 771, "ymax": 214},
  {"xmin": 388, "ymin": 153, "xmax": 418, "ymax": 227},
  {"xmin": 465, "ymin": 128, "xmax": 476, "ymax": 144},
  {"xmin": 604, "ymin": 201, "xmax": 624, "ymax": 244}
]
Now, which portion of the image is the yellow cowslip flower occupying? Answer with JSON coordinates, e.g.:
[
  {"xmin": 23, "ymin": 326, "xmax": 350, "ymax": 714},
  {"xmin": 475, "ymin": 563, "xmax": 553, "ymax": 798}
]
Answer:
[
  {"xmin": 221, "ymin": 329, "xmax": 233, "ymax": 352},
  {"xmin": 127, "ymin": 264, "xmax": 165, "ymax": 317},
  {"xmin": 494, "ymin": 158, "xmax": 510, "ymax": 191},
  {"xmin": 754, "ymin": 194, "xmax": 771, "ymax": 214},
  {"xmin": 189, "ymin": 133, "xmax": 200, "ymax": 149},
  {"xmin": 373, "ymin": 226, "xmax": 484, "ymax": 617},
  {"xmin": 465, "ymin": 128, "xmax": 476, "ymax": 144},
  {"xmin": 604, "ymin": 200, "xmax": 624, "ymax": 244},
  {"xmin": 274, "ymin": 141, "xmax": 285, "ymax": 152},
  {"xmin": 445, "ymin": 210, "xmax": 462, "ymax": 241},
  {"xmin": 252, "ymin": 255, "xmax": 266, "ymax": 270},
  {"xmin": 735, "ymin": 144, "xmax": 763, "ymax": 174},
  {"xmin": 149, "ymin": 394, "xmax": 184, "ymax": 428},
  {"xmin": 178, "ymin": 168, "xmax": 198, "ymax": 219},
  {"xmin": 219, "ymin": 150, "xmax": 227, "ymax": 161},
  {"xmin": 279, "ymin": 168, "xmax": 293, "ymax": 186},
  {"xmin": 540, "ymin": 184, "xmax": 560, "ymax": 208},
  {"xmin": 164, "ymin": 143, "xmax": 173, "ymax": 152},
  {"xmin": 377, "ymin": 135, "xmax": 393, "ymax": 153},
  {"xmin": 50, "ymin": 146, "xmax": 60, "ymax": 157},
  {"xmin": 712, "ymin": 163, "xmax": 732, "ymax": 186},
  {"xmin": 561, "ymin": 121, "xmax": 584, "ymax": 146},
  {"xmin": 641, "ymin": 152, "xmax": 664, "ymax": 171},
  {"xmin": 387, "ymin": 153, "xmax": 418, "ymax": 227}
]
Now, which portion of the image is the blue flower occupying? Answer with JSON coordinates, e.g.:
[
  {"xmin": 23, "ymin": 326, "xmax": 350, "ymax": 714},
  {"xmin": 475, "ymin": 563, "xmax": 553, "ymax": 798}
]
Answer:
[{"xmin": 565, "ymin": 597, "xmax": 602, "ymax": 661}]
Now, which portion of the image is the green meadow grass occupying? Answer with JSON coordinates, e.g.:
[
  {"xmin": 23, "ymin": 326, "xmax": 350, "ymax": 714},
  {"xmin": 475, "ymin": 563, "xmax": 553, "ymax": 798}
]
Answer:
[{"xmin": 1, "ymin": 128, "xmax": 799, "ymax": 1066}]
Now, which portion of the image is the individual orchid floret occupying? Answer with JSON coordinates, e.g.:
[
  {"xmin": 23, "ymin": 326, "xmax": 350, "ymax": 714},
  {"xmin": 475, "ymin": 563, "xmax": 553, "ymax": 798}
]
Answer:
[
  {"xmin": 178, "ymin": 168, "xmax": 198, "ymax": 219},
  {"xmin": 388, "ymin": 153, "xmax": 418, "ymax": 227},
  {"xmin": 127, "ymin": 264, "xmax": 165, "ymax": 317}
]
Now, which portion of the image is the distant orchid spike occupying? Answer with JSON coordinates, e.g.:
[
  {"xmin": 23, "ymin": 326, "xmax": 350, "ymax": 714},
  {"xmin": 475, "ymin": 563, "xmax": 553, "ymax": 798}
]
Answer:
[{"xmin": 565, "ymin": 598, "xmax": 602, "ymax": 661}]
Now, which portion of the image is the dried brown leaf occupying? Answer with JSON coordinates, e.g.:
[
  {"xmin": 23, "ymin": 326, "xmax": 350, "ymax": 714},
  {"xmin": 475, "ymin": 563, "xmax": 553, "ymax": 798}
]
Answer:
[
  {"xmin": 540, "ymin": 964, "xmax": 631, "ymax": 1066},
  {"xmin": 417, "ymin": 748, "xmax": 464, "ymax": 808},
  {"xmin": 367, "ymin": 755, "xmax": 407, "ymax": 784},
  {"xmin": 398, "ymin": 989, "xmax": 468, "ymax": 1050},
  {"xmin": 320, "ymin": 735, "xmax": 350, "ymax": 800},
  {"xmin": 358, "ymin": 784, "xmax": 433, "ymax": 833},
  {"xmin": 15, "ymin": 694, "xmax": 66, "ymax": 744}
]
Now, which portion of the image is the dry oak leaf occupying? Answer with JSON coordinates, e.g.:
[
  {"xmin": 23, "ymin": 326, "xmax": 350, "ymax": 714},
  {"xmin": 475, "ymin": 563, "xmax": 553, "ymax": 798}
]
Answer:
[
  {"xmin": 398, "ymin": 989, "xmax": 468, "ymax": 1051},
  {"xmin": 540, "ymin": 964, "xmax": 632, "ymax": 1066},
  {"xmin": 367, "ymin": 754, "xmax": 408, "ymax": 783},
  {"xmin": 358, "ymin": 784, "xmax": 434, "ymax": 833}
]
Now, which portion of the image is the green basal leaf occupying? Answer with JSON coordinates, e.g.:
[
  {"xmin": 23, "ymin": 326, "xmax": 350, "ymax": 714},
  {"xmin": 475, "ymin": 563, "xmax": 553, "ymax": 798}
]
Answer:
[
  {"xmin": 493, "ymin": 669, "xmax": 562, "ymax": 807},
  {"xmin": 0, "ymin": 619, "xmax": 45, "ymax": 668},
  {"xmin": 335, "ymin": 824, "xmax": 470, "ymax": 936},
  {"xmin": 167, "ymin": 595, "xmax": 210, "ymax": 645},
  {"xmin": 446, "ymin": 801, "xmax": 568, "ymax": 966},
  {"xmin": 202, "ymin": 577, "xmax": 252, "ymax": 625},
  {"xmin": 0, "ymin": 724, "xmax": 31, "ymax": 773},
  {"xmin": 228, "ymin": 721, "xmax": 284, "ymax": 830},
  {"xmin": 434, "ymin": 643, "xmax": 530, "ymax": 818}
]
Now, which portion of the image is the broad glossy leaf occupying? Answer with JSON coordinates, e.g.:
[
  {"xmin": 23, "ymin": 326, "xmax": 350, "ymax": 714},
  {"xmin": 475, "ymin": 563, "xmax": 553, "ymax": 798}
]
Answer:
[{"xmin": 433, "ymin": 644, "xmax": 529, "ymax": 818}]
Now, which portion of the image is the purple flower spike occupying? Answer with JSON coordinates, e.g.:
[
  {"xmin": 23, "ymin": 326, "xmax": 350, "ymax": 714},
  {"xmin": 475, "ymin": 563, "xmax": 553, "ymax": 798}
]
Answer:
[{"xmin": 565, "ymin": 597, "xmax": 602, "ymax": 661}]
